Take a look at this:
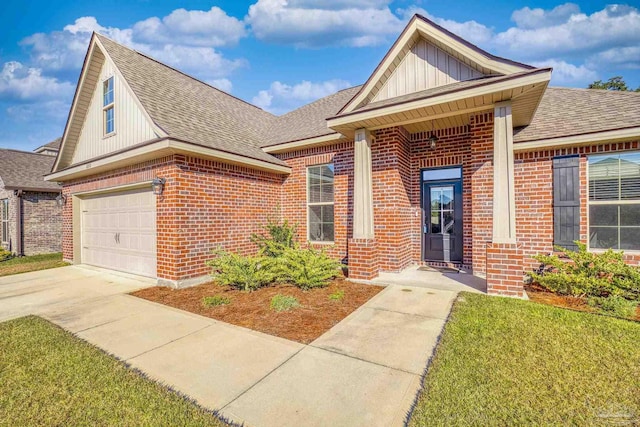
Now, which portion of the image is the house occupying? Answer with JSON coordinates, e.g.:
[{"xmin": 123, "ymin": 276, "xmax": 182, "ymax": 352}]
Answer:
[
  {"xmin": 33, "ymin": 137, "xmax": 62, "ymax": 156},
  {"xmin": 45, "ymin": 15, "xmax": 640, "ymax": 296},
  {"xmin": 1, "ymin": 140, "xmax": 62, "ymax": 256}
]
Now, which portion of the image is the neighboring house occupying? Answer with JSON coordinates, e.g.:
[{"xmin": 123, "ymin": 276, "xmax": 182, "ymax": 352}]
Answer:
[
  {"xmin": 33, "ymin": 137, "xmax": 62, "ymax": 156},
  {"xmin": 45, "ymin": 15, "xmax": 640, "ymax": 296},
  {"xmin": 0, "ymin": 144, "xmax": 62, "ymax": 256}
]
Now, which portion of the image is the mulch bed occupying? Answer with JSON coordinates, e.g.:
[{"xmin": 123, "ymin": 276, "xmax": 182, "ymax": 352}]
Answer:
[
  {"xmin": 131, "ymin": 278, "xmax": 383, "ymax": 344},
  {"xmin": 525, "ymin": 283, "xmax": 640, "ymax": 322}
]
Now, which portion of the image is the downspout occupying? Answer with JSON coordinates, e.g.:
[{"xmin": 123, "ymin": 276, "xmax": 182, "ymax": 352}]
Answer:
[{"xmin": 14, "ymin": 190, "xmax": 23, "ymax": 257}]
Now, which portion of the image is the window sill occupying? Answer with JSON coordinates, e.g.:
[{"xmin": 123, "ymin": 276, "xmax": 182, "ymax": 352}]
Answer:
[
  {"xmin": 102, "ymin": 132, "xmax": 116, "ymax": 140},
  {"xmin": 589, "ymin": 248, "xmax": 640, "ymax": 255},
  {"xmin": 308, "ymin": 240, "xmax": 335, "ymax": 245}
]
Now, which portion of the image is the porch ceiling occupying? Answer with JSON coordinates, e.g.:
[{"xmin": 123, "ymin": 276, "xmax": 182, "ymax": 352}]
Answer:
[{"xmin": 327, "ymin": 69, "xmax": 551, "ymax": 136}]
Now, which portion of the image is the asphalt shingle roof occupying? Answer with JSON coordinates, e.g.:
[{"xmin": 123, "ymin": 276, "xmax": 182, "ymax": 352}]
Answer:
[
  {"xmin": 514, "ymin": 87, "xmax": 640, "ymax": 143},
  {"xmin": 96, "ymin": 35, "xmax": 286, "ymax": 167},
  {"xmin": 262, "ymin": 86, "xmax": 362, "ymax": 147},
  {"xmin": 0, "ymin": 150, "xmax": 61, "ymax": 191}
]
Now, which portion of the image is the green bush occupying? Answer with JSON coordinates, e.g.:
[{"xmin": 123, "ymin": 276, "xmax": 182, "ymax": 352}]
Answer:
[
  {"xmin": 206, "ymin": 250, "xmax": 275, "ymax": 292},
  {"xmin": 329, "ymin": 289, "xmax": 345, "ymax": 301},
  {"xmin": 202, "ymin": 295, "xmax": 231, "ymax": 308},
  {"xmin": 274, "ymin": 247, "xmax": 342, "ymax": 290},
  {"xmin": 251, "ymin": 218, "xmax": 297, "ymax": 258},
  {"xmin": 270, "ymin": 294, "xmax": 300, "ymax": 312},
  {"xmin": 531, "ymin": 242, "xmax": 640, "ymax": 300},
  {"xmin": 0, "ymin": 248, "xmax": 13, "ymax": 262},
  {"xmin": 587, "ymin": 296, "xmax": 638, "ymax": 318}
]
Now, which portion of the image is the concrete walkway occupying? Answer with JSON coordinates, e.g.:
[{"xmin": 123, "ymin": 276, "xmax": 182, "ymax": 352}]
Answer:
[{"xmin": 0, "ymin": 265, "xmax": 457, "ymax": 427}]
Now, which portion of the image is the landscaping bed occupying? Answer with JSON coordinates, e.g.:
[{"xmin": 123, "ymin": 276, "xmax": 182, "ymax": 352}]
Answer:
[
  {"xmin": 0, "ymin": 316, "xmax": 227, "ymax": 426},
  {"xmin": 526, "ymin": 282, "xmax": 640, "ymax": 321},
  {"xmin": 409, "ymin": 292, "xmax": 640, "ymax": 426},
  {"xmin": 131, "ymin": 278, "xmax": 383, "ymax": 344}
]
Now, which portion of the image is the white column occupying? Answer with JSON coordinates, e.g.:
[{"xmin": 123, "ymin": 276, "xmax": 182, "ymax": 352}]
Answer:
[
  {"xmin": 353, "ymin": 128, "xmax": 374, "ymax": 239},
  {"xmin": 492, "ymin": 102, "xmax": 517, "ymax": 243}
]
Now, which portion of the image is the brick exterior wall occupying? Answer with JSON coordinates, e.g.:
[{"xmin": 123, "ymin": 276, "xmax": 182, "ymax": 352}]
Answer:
[
  {"xmin": 0, "ymin": 185, "xmax": 61, "ymax": 255},
  {"xmin": 515, "ymin": 140, "xmax": 640, "ymax": 272},
  {"xmin": 61, "ymin": 155, "xmax": 283, "ymax": 283}
]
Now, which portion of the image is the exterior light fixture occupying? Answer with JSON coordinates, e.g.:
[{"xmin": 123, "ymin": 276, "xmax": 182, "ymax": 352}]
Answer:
[
  {"xmin": 152, "ymin": 177, "xmax": 166, "ymax": 195},
  {"xmin": 56, "ymin": 194, "xmax": 67, "ymax": 207},
  {"xmin": 428, "ymin": 121, "xmax": 439, "ymax": 149}
]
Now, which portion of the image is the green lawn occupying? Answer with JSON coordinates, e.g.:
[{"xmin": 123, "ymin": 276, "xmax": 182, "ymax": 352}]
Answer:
[
  {"xmin": 0, "ymin": 253, "xmax": 68, "ymax": 277},
  {"xmin": 410, "ymin": 292, "xmax": 640, "ymax": 426},
  {"xmin": 0, "ymin": 316, "xmax": 228, "ymax": 426}
]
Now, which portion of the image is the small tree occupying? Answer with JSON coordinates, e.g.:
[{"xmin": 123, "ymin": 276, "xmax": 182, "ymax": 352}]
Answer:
[{"xmin": 588, "ymin": 76, "xmax": 640, "ymax": 92}]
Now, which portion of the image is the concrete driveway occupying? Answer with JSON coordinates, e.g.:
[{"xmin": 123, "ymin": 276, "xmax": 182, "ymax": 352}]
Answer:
[{"xmin": 0, "ymin": 265, "xmax": 457, "ymax": 427}]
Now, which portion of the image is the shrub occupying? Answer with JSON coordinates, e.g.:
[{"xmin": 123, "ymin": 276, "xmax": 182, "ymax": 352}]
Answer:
[
  {"xmin": 274, "ymin": 247, "xmax": 342, "ymax": 290},
  {"xmin": 0, "ymin": 249, "xmax": 13, "ymax": 262},
  {"xmin": 206, "ymin": 250, "xmax": 275, "ymax": 292},
  {"xmin": 202, "ymin": 295, "xmax": 231, "ymax": 308},
  {"xmin": 587, "ymin": 296, "xmax": 638, "ymax": 318},
  {"xmin": 270, "ymin": 294, "xmax": 300, "ymax": 312},
  {"xmin": 251, "ymin": 218, "xmax": 297, "ymax": 258},
  {"xmin": 329, "ymin": 289, "xmax": 345, "ymax": 301},
  {"xmin": 530, "ymin": 242, "xmax": 640, "ymax": 300}
]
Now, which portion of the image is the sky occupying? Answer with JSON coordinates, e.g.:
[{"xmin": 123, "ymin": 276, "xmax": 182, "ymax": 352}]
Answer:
[{"xmin": 1, "ymin": 1, "xmax": 639, "ymax": 151}]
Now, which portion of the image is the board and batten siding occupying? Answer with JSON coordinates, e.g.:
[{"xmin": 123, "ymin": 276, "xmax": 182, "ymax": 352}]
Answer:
[
  {"xmin": 71, "ymin": 57, "xmax": 158, "ymax": 165},
  {"xmin": 372, "ymin": 39, "xmax": 485, "ymax": 103}
]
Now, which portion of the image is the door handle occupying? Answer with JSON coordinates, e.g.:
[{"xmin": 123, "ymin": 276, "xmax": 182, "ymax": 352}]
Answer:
[
  {"xmin": 114, "ymin": 233, "xmax": 118, "ymax": 243},
  {"xmin": 117, "ymin": 233, "xmax": 120, "ymax": 244}
]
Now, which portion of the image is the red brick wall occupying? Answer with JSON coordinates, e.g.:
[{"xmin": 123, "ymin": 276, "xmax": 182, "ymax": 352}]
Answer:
[
  {"xmin": 62, "ymin": 155, "xmax": 283, "ymax": 282},
  {"xmin": 469, "ymin": 112, "xmax": 495, "ymax": 274},
  {"xmin": 277, "ymin": 142, "xmax": 353, "ymax": 263},
  {"xmin": 21, "ymin": 191, "xmax": 62, "ymax": 255},
  {"xmin": 515, "ymin": 140, "xmax": 640, "ymax": 272}
]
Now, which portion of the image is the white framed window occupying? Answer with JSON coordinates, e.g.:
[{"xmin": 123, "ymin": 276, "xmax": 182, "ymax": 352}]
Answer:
[
  {"xmin": 307, "ymin": 163, "xmax": 334, "ymax": 242},
  {"xmin": 1, "ymin": 199, "xmax": 8, "ymax": 244},
  {"xmin": 588, "ymin": 151, "xmax": 640, "ymax": 250},
  {"xmin": 103, "ymin": 76, "xmax": 115, "ymax": 135}
]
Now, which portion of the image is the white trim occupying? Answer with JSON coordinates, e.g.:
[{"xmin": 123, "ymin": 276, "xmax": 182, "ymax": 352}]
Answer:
[
  {"xmin": 306, "ymin": 163, "xmax": 335, "ymax": 244},
  {"xmin": 71, "ymin": 180, "xmax": 153, "ymax": 197},
  {"xmin": 340, "ymin": 16, "xmax": 531, "ymax": 114},
  {"xmin": 45, "ymin": 139, "xmax": 291, "ymax": 182},
  {"xmin": 514, "ymin": 127, "xmax": 640, "ymax": 151},
  {"xmin": 328, "ymin": 70, "xmax": 551, "ymax": 129},
  {"xmin": 263, "ymin": 133, "xmax": 344, "ymax": 153}
]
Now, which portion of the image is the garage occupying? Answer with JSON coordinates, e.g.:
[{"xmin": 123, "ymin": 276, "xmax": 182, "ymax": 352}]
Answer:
[{"xmin": 81, "ymin": 188, "xmax": 157, "ymax": 278}]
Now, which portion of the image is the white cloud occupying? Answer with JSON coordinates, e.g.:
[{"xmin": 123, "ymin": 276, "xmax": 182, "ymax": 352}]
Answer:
[
  {"xmin": 587, "ymin": 46, "xmax": 640, "ymax": 69},
  {"xmin": 530, "ymin": 59, "xmax": 597, "ymax": 85},
  {"xmin": 133, "ymin": 7, "xmax": 246, "ymax": 47},
  {"xmin": 252, "ymin": 79, "xmax": 351, "ymax": 113},
  {"xmin": 0, "ymin": 61, "xmax": 74, "ymax": 101},
  {"xmin": 398, "ymin": 7, "xmax": 493, "ymax": 45},
  {"xmin": 246, "ymin": 0, "xmax": 403, "ymax": 47},
  {"xmin": 511, "ymin": 3, "xmax": 581, "ymax": 29}
]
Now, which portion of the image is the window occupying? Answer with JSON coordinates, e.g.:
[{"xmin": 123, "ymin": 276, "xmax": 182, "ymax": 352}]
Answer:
[
  {"xmin": 1, "ymin": 199, "xmax": 8, "ymax": 244},
  {"xmin": 307, "ymin": 164, "xmax": 334, "ymax": 242},
  {"xmin": 588, "ymin": 152, "xmax": 640, "ymax": 250},
  {"xmin": 103, "ymin": 77, "xmax": 114, "ymax": 135}
]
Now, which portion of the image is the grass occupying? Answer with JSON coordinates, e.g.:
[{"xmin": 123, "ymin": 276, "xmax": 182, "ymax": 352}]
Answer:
[
  {"xmin": 328, "ymin": 289, "xmax": 345, "ymax": 301},
  {"xmin": 0, "ymin": 252, "xmax": 68, "ymax": 277},
  {"xmin": 0, "ymin": 316, "xmax": 228, "ymax": 426},
  {"xmin": 202, "ymin": 295, "xmax": 232, "ymax": 307},
  {"xmin": 410, "ymin": 292, "xmax": 640, "ymax": 426},
  {"xmin": 270, "ymin": 294, "xmax": 300, "ymax": 312}
]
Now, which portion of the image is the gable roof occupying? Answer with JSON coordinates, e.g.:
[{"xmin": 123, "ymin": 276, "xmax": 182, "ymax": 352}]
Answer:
[
  {"xmin": 514, "ymin": 88, "xmax": 640, "ymax": 143},
  {"xmin": 33, "ymin": 137, "xmax": 61, "ymax": 154},
  {"xmin": 262, "ymin": 86, "xmax": 362, "ymax": 148},
  {"xmin": 338, "ymin": 14, "xmax": 534, "ymax": 115},
  {"xmin": 0, "ymin": 150, "xmax": 61, "ymax": 191}
]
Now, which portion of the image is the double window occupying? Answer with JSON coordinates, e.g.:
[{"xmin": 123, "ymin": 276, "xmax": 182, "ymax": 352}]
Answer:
[
  {"xmin": 588, "ymin": 152, "xmax": 640, "ymax": 250},
  {"xmin": 103, "ymin": 76, "xmax": 114, "ymax": 135},
  {"xmin": 1, "ymin": 199, "xmax": 8, "ymax": 244},
  {"xmin": 307, "ymin": 164, "xmax": 334, "ymax": 242}
]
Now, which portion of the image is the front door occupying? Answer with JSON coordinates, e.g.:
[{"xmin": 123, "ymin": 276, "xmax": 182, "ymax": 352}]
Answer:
[{"xmin": 422, "ymin": 169, "xmax": 463, "ymax": 262}]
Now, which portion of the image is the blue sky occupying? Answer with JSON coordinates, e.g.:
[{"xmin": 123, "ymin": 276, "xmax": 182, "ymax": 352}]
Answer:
[{"xmin": 1, "ymin": 0, "xmax": 639, "ymax": 151}]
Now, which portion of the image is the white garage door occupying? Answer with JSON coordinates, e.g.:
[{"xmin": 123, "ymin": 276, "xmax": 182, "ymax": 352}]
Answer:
[{"xmin": 81, "ymin": 188, "xmax": 157, "ymax": 278}]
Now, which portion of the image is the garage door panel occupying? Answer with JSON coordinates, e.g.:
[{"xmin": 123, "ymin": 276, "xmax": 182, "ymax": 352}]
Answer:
[{"xmin": 81, "ymin": 188, "xmax": 157, "ymax": 278}]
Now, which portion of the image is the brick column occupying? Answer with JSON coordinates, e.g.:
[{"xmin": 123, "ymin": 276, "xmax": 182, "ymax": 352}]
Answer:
[
  {"xmin": 348, "ymin": 238, "xmax": 378, "ymax": 280},
  {"xmin": 486, "ymin": 242, "xmax": 524, "ymax": 297}
]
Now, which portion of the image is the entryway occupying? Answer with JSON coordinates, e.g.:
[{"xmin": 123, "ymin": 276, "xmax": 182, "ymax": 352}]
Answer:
[{"xmin": 422, "ymin": 167, "xmax": 463, "ymax": 263}]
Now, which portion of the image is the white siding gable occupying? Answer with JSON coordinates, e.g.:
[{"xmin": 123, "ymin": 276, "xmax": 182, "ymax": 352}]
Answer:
[
  {"xmin": 372, "ymin": 38, "xmax": 485, "ymax": 103},
  {"xmin": 71, "ymin": 56, "xmax": 158, "ymax": 165}
]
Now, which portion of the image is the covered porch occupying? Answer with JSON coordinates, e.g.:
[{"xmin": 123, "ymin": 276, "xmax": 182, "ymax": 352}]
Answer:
[{"xmin": 328, "ymin": 69, "xmax": 551, "ymax": 297}]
